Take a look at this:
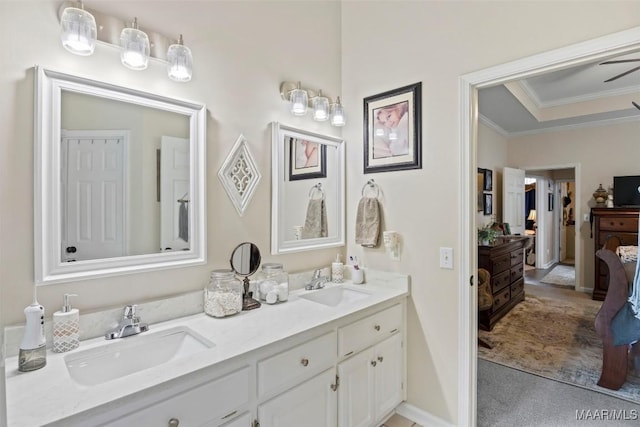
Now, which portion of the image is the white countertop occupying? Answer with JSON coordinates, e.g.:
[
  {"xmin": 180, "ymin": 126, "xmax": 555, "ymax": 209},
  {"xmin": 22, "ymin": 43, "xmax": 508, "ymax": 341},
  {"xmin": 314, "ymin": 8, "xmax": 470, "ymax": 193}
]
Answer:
[{"xmin": 5, "ymin": 271, "xmax": 409, "ymax": 426}]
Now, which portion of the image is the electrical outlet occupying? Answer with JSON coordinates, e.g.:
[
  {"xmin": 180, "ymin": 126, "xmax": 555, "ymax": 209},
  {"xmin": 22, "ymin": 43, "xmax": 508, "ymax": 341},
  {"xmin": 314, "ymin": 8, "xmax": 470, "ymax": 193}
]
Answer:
[
  {"xmin": 584, "ymin": 214, "xmax": 590, "ymax": 222},
  {"xmin": 439, "ymin": 247, "xmax": 454, "ymax": 269}
]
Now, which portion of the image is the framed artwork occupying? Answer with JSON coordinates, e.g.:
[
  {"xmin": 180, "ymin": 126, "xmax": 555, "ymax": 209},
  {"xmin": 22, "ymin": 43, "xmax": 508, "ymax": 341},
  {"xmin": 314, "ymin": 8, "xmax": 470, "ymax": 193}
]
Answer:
[
  {"xmin": 288, "ymin": 137, "xmax": 326, "ymax": 181},
  {"xmin": 477, "ymin": 169, "xmax": 484, "ymax": 212},
  {"xmin": 483, "ymin": 193, "xmax": 492, "ymax": 216},
  {"xmin": 548, "ymin": 193, "xmax": 554, "ymax": 211},
  {"xmin": 483, "ymin": 169, "xmax": 493, "ymax": 191},
  {"xmin": 363, "ymin": 82, "xmax": 422, "ymax": 173}
]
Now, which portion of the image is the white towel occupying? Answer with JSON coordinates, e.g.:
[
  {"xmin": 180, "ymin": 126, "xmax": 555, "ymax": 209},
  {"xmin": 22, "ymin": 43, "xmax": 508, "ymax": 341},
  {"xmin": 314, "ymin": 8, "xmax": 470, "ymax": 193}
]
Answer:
[
  {"xmin": 355, "ymin": 197, "xmax": 380, "ymax": 247},
  {"xmin": 178, "ymin": 201, "xmax": 189, "ymax": 242},
  {"xmin": 302, "ymin": 199, "xmax": 328, "ymax": 239}
]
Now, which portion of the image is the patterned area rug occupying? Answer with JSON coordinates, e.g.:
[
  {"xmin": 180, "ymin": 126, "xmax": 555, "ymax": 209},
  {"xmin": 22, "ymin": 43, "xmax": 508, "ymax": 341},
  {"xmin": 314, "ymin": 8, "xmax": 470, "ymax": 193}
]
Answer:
[
  {"xmin": 478, "ymin": 295, "xmax": 640, "ymax": 404},
  {"xmin": 539, "ymin": 264, "xmax": 575, "ymax": 287}
]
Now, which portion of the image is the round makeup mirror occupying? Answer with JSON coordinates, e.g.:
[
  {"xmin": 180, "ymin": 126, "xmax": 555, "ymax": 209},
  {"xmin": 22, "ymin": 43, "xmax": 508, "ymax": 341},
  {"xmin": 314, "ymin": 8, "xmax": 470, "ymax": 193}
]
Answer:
[{"xmin": 230, "ymin": 242, "xmax": 261, "ymax": 310}]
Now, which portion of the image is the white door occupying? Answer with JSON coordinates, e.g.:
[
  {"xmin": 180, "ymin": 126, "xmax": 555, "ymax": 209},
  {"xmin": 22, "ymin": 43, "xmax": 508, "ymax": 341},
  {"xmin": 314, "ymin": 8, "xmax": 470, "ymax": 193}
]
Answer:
[
  {"xmin": 258, "ymin": 368, "xmax": 337, "ymax": 427},
  {"xmin": 62, "ymin": 131, "xmax": 127, "ymax": 261},
  {"xmin": 337, "ymin": 348, "xmax": 375, "ymax": 427},
  {"xmin": 503, "ymin": 167, "xmax": 525, "ymax": 235},
  {"xmin": 160, "ymin": 136, "xmax": 190, "ymax": 251},
  {"xmin": 374, "ymin": 334, "xmax": 403, "ymax": 421}
]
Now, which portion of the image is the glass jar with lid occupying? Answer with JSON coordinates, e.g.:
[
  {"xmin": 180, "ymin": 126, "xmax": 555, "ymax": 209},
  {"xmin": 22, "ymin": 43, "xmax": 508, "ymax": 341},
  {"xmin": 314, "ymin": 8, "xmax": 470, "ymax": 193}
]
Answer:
[
  {"xmin": 204, "ymin": 269, "xmax": 242, "ymax": 317},
  {"xmin": 255, "ymin": 263, "xmax": 289, "ymax": 304}
]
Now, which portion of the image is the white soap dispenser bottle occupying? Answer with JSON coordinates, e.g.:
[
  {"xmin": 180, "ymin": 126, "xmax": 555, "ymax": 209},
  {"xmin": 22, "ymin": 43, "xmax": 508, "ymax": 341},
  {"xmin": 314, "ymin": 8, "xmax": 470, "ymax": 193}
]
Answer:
[
  {"xmin": 53, "ymin": 293, "xmax": 79, "ymax": 353},
  {"xmin": 332, "ymin": 254, "xmax": 344, "ymax": 283}
]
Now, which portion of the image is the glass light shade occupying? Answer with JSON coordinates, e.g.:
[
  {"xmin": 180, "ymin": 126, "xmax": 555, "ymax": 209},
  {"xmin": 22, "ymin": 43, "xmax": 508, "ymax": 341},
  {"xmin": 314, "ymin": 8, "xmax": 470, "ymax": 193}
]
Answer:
[
  {"xmin": 167, "ymin": 36, "xmax": 193, "ymax": 82},
  {"xmin": 120, "ymin": 21, "xmax": 150, "ymax": 70},
  {"xmin": 330, "ymin": 98, "xmax": 346, "ymax": 126},
  {"xmin": 388, "ymin": 129, "xmax": 398, "ymax": 141},
  {"xmin": 290, "ymin": 87, "xmax": 308, "ymax": 116},
  {"xmin": 60, "ymin": 7, "xmax": 97, "ymax": 56},
  {"xmin": 375, "ymin": 127, "xmax": 385, "ymax": 137},
  {"xmin": 313, "ymin": 94, "xmax": 330, "ymax": 121}
]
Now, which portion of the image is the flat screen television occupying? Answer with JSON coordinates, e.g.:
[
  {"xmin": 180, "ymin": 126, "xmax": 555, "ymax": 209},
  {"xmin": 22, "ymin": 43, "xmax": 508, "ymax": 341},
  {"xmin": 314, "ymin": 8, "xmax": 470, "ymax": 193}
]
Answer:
[{"xmin": 614, "ymin": 175, "xmax": 640, "ymax": 207}]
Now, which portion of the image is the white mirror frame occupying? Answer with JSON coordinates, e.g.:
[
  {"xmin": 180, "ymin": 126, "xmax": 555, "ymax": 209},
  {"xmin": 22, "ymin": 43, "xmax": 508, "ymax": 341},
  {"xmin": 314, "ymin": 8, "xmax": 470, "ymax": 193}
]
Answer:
[
  {"xmin": 271, "ymin": 122, "xmax": 345, "ymax": 254},
  {"xmin": 34, "ymin": 66, "xmax": 207, "ymax": 284}
]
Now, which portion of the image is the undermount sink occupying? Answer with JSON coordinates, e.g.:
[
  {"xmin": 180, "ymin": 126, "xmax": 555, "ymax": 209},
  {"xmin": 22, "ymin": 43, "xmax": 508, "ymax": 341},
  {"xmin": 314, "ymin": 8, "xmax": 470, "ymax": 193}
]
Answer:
[
  {"xmin": 64, "ymin": 326, "xmax": 214, "ymax": 386},
  {"xmin": 298, "ymin": 286, "xmax": 372, "ymax": 307}
]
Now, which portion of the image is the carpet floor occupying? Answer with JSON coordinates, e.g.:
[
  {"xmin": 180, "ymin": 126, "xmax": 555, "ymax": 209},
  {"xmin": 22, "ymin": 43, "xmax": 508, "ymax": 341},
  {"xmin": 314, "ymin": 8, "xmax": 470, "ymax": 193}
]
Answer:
[
  {"xmin": 539, "ymin": 264, "xmax": 575, "ymax": 287},
  {"xmin": 478, "ymin": 294, "xmax": 640, "ymax": 404}
]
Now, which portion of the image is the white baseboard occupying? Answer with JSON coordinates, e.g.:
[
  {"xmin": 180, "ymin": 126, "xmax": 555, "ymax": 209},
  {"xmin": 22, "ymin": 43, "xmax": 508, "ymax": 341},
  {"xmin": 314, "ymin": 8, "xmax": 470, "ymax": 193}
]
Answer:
[{"xmin": 395, "ymin": 402, "xmax": 455, "ymax": 427}]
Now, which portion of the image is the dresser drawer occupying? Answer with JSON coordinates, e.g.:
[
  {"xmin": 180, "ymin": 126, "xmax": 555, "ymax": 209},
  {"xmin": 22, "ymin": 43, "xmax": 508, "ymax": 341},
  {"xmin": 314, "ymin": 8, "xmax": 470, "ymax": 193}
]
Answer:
[
  {"xmin": 258, "ymin": 331, "xmax": 336, "ymax": 399},
  {"xmin": 510, "ymin": 251, "xmax": 523, "ymax": 267},
  {"xmin": 491, "ymin": 270, "xmax": 511, "ymax": 293},
  {"xmin": 510, "ymin": 263, "xmax": 524, "ymax": 282},
  {"xmin": 599, "ymin": 217, "xmax": 638, "ymax": 231},
  {"xmin": 597, "ymin": 231, "xmax": 637, "ymax": 247},
  {"xmin": 492, "ymin": 287, "xmax": 511, "ymax": 312},
  {"xmin": 491, "ymin": 254, "xmax": 511, "ymax": 274},
  {"xmin": 338, "ymin": 304, "xmax": 402, "ymax": 358},
  {"xmin": 510, "ymin": 277, "xmax": 524, "ymax": 297}
]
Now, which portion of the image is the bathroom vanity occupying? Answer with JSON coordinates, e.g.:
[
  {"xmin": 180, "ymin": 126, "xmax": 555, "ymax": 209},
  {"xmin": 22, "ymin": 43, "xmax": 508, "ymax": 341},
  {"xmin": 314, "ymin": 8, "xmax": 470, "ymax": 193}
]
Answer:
[{"xmin": 4, "ymin": 272, "xmax": 408, "ymax": 427}]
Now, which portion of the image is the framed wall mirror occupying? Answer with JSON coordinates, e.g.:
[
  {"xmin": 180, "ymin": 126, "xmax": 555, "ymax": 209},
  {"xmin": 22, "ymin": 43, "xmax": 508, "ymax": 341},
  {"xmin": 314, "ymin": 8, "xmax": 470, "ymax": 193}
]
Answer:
[
  {"xmin": 271, "ymin": 122, "xmax": 345, "ymax": 254},
  {"xmin": 35, "ymin": 67, "xmax": 207, "ymax": 284}
]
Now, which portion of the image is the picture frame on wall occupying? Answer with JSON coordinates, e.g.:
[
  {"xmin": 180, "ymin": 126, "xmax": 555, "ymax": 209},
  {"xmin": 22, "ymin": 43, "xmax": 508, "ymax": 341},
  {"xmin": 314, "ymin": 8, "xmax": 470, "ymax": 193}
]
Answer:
[
  {"xmin": 483, "ymin": 168, "xmax": 493, "ymax": 191},
  {"xmin": 363, "ymin": 82, "xmax": 422, "ymax": 173},
  {"xmin": 483, "ymin": 193, "xmax": 492, "ymax": 216},
  {"xmin": 288, "ymin": 137, "xmax": 327, "ymax": 181},
  {"xmin": 477, "ymin": 169, "xmax": 484, "ymax": 212}
]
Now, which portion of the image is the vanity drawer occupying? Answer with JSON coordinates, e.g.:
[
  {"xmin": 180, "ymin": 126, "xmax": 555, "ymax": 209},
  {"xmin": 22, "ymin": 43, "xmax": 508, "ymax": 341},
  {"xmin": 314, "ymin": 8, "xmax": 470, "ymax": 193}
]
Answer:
[
  {"xmin": 105, "ymin": 366, "xmax": 250, "ymax": 427},
  {"xmin": 338, "ymin": 304, "xmax": 402, "ymax": 358},
  {"xmin": 490, "ymin": 254, "xmax": 511, "ymax": 274},
  {"xmin": 258, "ymin": 331, "xmax": 336, "ymax": 399}
]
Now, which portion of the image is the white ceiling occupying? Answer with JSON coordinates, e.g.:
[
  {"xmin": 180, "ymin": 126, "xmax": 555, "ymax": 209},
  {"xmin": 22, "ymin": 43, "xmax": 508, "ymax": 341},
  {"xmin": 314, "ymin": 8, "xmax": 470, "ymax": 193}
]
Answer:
[{"xmin": 478, "ymin": 52, "xmax": 640, "ymax": 136}]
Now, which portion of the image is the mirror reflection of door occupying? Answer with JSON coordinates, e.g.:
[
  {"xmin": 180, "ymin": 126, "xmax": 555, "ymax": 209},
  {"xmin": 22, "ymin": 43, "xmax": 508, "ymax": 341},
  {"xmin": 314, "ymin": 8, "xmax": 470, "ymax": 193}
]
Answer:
[
  {"xmin": 160, "ymin": 136, "xmax": 190, "ymax": 251},
  {"xmin": 61, "ymin": 130, "xmax": 128, "ymax": 262}
]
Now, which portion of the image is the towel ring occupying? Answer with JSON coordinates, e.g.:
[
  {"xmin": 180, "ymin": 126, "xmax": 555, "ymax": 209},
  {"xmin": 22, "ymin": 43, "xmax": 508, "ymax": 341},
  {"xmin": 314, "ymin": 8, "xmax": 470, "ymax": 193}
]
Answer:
[
  {"xmin": 309, "ymin": 183, "xmax": 325, "ymax": 200},
  {"xmin": 361, "ymin": 179, "xmax": 380, "ymax": 198}
]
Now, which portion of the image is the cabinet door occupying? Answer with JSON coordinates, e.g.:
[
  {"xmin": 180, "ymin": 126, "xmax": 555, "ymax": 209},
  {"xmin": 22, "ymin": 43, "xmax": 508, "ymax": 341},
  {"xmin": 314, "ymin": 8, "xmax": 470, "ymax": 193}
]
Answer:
[
  {"xmin": 258, "ymin": 368, "xmax": 337, "ymax": 427},
  {"xmin": 337, "ymin": 347, "xmax": 375, "ymax": 427},
  {"xmin": 374, "ymin": 333, "xmax": 403, "ymax": 421}
]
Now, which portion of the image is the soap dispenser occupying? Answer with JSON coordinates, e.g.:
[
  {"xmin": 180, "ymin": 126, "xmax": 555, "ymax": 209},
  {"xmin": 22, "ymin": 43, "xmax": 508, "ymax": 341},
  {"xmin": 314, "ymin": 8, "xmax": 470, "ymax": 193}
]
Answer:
[
  {"xmin": 332, "ymin": 254, "xmax": 344, "ymax": 283},
  {"xmin": 18, "ymin": 296, "xmax": 46, "ymax": 372},
  {"xmin": 53, "ymin": 293, "xmax": 79, "ymax": 353}
]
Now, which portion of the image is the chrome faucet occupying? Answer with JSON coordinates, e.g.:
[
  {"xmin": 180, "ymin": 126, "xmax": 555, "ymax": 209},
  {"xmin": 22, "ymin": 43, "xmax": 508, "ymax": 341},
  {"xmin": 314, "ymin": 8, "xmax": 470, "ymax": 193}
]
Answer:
[
  {"xmin": 105, "ymin": 305, "xmax": 149, "ymax": 340},
  {"xmin": 305, "ymin": 269, "xmax": 328, "ymax": 290}
]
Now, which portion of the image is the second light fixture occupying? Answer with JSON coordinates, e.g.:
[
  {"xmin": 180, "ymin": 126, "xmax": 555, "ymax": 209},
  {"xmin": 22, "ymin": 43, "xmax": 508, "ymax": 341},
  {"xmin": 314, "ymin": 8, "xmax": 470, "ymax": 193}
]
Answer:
[{"xmin": 280, "ymin": 81, "xmax": 346, "ymax": 127}]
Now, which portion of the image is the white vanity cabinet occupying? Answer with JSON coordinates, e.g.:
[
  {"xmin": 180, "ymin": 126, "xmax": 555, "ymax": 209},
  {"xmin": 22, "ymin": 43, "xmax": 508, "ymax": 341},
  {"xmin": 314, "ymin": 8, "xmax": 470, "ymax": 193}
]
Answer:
[{"xmin": 336, "ymin": 304, "xmax": 404, "ymax": 427}]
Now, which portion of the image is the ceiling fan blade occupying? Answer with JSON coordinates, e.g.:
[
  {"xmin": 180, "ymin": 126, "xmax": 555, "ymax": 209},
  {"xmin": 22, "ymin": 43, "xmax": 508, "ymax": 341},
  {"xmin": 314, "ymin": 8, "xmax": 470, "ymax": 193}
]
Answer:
[
  {"xmin": 633, "ymin": 101, "xmax": 640, "ymax": 111},
  {"xmin": 604, "ymin": 65, "xmax": 640, "ymax": 82},
  {"xmin": 600, "ymin": 59, "xmax": 640, "ymax": 65}
]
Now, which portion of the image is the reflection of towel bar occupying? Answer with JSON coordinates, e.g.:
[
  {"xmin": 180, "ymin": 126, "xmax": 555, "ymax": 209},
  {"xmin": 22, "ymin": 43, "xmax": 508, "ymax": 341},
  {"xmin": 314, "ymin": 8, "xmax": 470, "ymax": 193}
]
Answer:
[
  {"xmin": 309, "ymin": 183, "xmax": 325, "ymax": 200},
  {"xmin": 361, "ymin": 179, "xmax": 380, "ymax": 198},
  {"xmin": 177, "ymin": 192, "xmax": 189, "ymax": 203}
]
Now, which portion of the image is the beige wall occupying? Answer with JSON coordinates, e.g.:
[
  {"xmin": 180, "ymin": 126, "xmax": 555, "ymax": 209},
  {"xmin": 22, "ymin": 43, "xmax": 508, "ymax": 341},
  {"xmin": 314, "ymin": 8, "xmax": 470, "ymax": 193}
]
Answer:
[
  {"xmin": 341, "ymin": 1, "xmax": 639, "ymax": 423},
  {"xmin": 477, "ymin": 123, "xmax": 509, "ymax": 227},
  {"xmin": 510, "ymin": 120, "xmax": 640, "ymax": 291}
]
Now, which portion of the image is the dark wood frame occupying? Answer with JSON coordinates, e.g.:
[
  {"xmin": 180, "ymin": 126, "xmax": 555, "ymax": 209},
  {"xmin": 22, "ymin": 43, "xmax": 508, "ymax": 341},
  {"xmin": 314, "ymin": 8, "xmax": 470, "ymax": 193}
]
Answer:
[
  {"xmin": 483, "ymin": 169, "xmax": 493, "ymax": 191},
  {"xmin": 363, "ymin": 82, "xmax": 422, "ymax": 173},
  {"xmin": 288, "ymin": 137, "xmax": 327, "ymax": 181},
  {"xmin": 483, "ymin": 193, "xmax": 492, "ymax": 215},
  {"xmin": 477, "ymin": 169, "xmax": 484, "ymax": 212}
]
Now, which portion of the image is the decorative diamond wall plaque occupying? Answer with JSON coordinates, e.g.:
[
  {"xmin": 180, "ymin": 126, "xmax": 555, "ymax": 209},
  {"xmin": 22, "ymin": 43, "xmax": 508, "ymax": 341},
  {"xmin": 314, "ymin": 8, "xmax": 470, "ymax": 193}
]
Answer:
[{"xmin": 218, "ymin": 134, "xmax": 262, "ymax": 217}]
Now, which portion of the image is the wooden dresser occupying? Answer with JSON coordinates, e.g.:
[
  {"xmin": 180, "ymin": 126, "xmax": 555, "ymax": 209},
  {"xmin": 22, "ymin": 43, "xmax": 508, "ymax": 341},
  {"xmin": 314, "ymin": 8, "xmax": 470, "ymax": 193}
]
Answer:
[
  {"xmin": 591, "ymin": 207, "xmax": 640, "ymax": 301},
  {"xmin": 478, "ymin": 237, "xmax": 528, "ymax": 331}
]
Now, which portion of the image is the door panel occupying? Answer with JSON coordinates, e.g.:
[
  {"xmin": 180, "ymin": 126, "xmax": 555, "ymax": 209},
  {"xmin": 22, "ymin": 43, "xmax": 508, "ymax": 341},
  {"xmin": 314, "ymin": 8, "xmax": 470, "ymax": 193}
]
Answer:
[{"xmin": 503, "ymin": 167, "xmax": 525, "ymax": 235}]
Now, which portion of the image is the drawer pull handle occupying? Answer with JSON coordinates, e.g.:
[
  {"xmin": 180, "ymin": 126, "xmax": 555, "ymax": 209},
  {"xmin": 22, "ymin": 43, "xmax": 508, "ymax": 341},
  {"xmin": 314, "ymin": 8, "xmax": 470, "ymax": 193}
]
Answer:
[
  {"xmin": 222, "ymin": 411, "xmax": 237, "ymax": 420},
  {"xmin": 374, "ymin": 325, "xmax": 381, "ymax": 331},
  {"xmin": 301, "ymin": 358, "xmax": 309, "ymax": 367},
  {"xmin": 378, "ymin": 356, "xmax": 384, "ymax": 363},
  {"xmin": 168, "ymin": 418, "xmax": 180, "ymax": 427}
]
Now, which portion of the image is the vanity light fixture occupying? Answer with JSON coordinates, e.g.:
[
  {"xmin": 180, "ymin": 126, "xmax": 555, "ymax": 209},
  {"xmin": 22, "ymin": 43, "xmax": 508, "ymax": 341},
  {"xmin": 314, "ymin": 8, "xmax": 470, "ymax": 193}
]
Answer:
[
  {"xmin": 167, "ymin": 34, "xmax": 193, "ymax": 82},
  {"xmin": 120, "ymin": 17, "xmax": 150, "ymax": 70},
  {"xmin": 60, "ymin": 1, "xmax": 97, "ymax": 56},
  {"xmin": 279, "ymin": 81, "xmax": 346, "ymax": 126}
]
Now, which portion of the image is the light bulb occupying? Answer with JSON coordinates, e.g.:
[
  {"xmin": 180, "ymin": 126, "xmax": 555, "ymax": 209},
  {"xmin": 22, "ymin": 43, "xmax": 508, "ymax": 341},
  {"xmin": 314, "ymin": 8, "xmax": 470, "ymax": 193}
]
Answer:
[
  {"xmin": 60, "ymin": 5, "xmax": 96, "ymax": 56},
  {"xmin": 120, "ymin": 18, "xmax": 150, "ymax": 70},
  {"xmin": 167, "ymin": 35, "xmax": 193, "ymax": 82},
  {"xmin": 330, "ymin": 96, "xmax": 346, "ymax": 126},
  {"xmin": 290, "ymin": 83, "xmax": 308, "ymax": 116},
  {"xmin": 313, "ymin": 91, "xmax": 329, "ymax": 121}
]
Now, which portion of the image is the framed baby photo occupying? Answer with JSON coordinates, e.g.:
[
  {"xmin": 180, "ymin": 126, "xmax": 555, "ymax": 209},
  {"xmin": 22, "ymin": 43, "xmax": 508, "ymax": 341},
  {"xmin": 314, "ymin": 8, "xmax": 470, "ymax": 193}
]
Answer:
[
  {"xmin": 288, "ymin": 136, "xmax": 327, "ymax": 181},
  {"xmin": 363, "ymin": 82, "xmax": 422, "ymax": 173}
]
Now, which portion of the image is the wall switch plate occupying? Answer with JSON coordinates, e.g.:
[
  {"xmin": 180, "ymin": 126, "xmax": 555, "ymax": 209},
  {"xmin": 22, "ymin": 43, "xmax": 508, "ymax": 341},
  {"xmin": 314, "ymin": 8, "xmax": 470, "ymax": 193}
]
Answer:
[
  {"xmin": 440, "ymin": 247, "xmax": 454, "ymax": 269},
  {"xmin": 584, "ymin": 214, "xmax": 590, "ymax": 222}
]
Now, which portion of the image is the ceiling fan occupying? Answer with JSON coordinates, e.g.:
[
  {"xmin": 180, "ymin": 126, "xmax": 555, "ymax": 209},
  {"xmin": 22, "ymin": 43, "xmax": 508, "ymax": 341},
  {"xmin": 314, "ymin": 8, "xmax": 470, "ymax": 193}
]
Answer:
[
  {"xmin": 600, "ymin": 58, "xmax": 640, "ymax": 82},
  {"xmin": 600, "ymin": 59, "xmax": 640, "ymax": 111}
]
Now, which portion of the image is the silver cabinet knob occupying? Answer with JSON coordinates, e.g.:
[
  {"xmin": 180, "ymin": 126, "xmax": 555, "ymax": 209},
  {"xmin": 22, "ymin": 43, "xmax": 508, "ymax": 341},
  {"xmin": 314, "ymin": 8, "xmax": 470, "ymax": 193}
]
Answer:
[
  {"xmin": 168, "ymin": 418, "xmax": 179, "ymax": 427},
  {"xmin": 301, "ymin": 358, "xmax": 309, "ymax": 367}
]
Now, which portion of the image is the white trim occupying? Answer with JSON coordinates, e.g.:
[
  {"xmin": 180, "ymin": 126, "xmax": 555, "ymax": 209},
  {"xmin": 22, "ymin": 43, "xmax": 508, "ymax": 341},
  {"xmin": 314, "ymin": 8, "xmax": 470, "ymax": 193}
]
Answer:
[
  {"xmin": 521, "ymin": 78, "xmax": 640, "ymax": 109},
  {"xmin": 507, "ymin": 113, "xmax": 640, "ymax": 137},
  {"xmin": 395, "ymin": 402, "xmax": 455, "ymax": 427},
  {"xmin": 478, "ymin": 114, "xmax": 508, "ymax": 137},
  {"xmin": 459, "ymin": 26, "xmax": 640, "ymax": 426}
]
